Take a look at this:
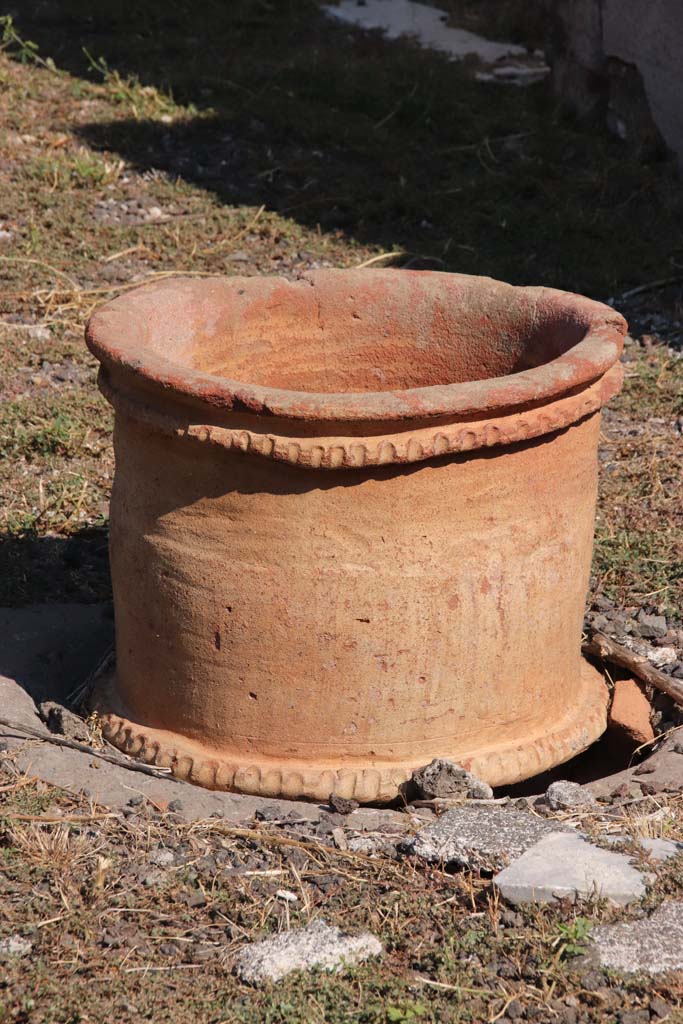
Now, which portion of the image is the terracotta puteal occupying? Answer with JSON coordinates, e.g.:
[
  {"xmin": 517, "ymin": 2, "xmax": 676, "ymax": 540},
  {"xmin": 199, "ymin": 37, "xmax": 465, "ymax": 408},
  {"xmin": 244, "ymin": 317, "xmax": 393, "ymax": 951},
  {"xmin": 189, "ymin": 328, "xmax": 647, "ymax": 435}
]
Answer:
[{"xmin": 86, "ymin": 270, "xmax": 626, "ymax": 802}]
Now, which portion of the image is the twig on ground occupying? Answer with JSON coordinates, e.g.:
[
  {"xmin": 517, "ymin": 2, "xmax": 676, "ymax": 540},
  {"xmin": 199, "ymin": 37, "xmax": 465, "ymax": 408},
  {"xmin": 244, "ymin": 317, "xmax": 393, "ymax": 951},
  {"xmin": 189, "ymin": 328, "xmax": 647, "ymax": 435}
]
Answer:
[
  {"xmin": 67, "ymin": 642, "xmax": 115, "ymax": 707},
  {"xmin": 583, "ymin": 631, "xmax": 683, "ymax": 706},
  {"xmin": 0, "ymin": 716, "xmax": 177, "ymax": 781},
  {"xmin": 619, "ymin": 276, "xmax": 683, "ymax": 300}
]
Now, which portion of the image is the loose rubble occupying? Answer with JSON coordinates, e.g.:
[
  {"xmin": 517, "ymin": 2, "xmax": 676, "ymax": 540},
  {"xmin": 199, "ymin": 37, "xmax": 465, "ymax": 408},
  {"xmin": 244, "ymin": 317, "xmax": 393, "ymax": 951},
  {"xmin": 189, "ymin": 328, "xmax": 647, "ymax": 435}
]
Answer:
[
  {"xmin": 411, "ymin": 758, "xmax": 494, "ymax": 801},
  {"xmin": 585, "ymin": 601, "xmax": 683, "ymax": 683},
  {"xmin": 234, "ymin": 920, "xmax": 382, "ymax": 984},
  {"xmin": 592, "ymin": 901, "xmax": 683, "ymax": 974},
  {"xmin": 544, "ymin": 780, "xmax": 597, "ymax": 811},
  {"xmin": 493, "ymin": 832, "xmax": 647, "ymax": 906}
]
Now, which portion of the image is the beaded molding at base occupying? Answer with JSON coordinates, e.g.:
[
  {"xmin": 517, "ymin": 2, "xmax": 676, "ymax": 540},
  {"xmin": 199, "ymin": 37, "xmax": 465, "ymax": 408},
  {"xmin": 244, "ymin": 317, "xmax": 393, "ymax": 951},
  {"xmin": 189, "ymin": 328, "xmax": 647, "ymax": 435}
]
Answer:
[
  {"xmin": 98, "ymin": 364, "xmax": 623, "ymax": 469},
  {"xmin": 92, "ymin": 661, "xmax": 608, "ymax": 803}
]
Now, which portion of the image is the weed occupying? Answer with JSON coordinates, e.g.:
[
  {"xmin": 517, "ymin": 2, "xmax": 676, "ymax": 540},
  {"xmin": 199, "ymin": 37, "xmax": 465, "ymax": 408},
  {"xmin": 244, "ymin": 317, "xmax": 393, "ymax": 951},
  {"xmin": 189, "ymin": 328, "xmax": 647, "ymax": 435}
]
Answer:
[
  {"xmin": 0, "ymin": 14, "xmax": 58, "ymax": 73},
  {"xmin": 27, "ymin": 150, "xmax": 124, "ymax": 190},
  {"xmin": 386, "ymin": 1004, "xmax": 428, "ymax": 1022},
  {"xmin": 551, "ymin": 917, "xmax": 593, "ymax": 961},
  {"xmin": 83, "ymin": 46, "xmax": 191, "ymax": 120}
]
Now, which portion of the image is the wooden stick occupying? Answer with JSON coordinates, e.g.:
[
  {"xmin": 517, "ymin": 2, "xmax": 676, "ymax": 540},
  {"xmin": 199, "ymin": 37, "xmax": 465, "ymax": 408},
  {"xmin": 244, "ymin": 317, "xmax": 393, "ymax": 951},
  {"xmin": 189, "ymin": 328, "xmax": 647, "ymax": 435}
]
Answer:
[
  {"xmin": 0, "ymin": 716, "xmax": 179, "ymax": 782},
  {"xmin": 583, "ymin": 632, "xmax": 683, "ymax": 706}
]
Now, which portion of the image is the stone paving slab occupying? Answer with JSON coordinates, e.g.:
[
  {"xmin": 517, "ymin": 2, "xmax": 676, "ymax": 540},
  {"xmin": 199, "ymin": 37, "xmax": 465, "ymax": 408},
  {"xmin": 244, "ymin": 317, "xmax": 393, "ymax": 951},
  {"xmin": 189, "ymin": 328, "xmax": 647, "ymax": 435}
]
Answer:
[
  {"xmin": 592, "ymin": 901, "xmax": 683, "ymax": 974},
  {"xmin": 494, "ymin": 831, "xmax": 647, "ymax": 906}
]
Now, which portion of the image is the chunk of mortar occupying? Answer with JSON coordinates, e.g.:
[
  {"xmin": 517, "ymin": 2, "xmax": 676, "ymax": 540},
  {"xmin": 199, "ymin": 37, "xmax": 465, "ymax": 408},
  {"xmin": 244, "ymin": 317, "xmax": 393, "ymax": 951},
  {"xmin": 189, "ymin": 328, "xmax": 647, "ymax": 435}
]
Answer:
[
  {"xmin": 234, "ymin": 919, "xmax": 382, "ymax": 984},
  {"xmin": 407, "ymin": 806, "xmax": 574, "ymax": 871},
  {"xmin": 412, "ymin": 758, "xmax": 493, "ymax": 800},
  {"xmin": 545, "ymin": 780, "xmax": 597, "ymax": 811}
]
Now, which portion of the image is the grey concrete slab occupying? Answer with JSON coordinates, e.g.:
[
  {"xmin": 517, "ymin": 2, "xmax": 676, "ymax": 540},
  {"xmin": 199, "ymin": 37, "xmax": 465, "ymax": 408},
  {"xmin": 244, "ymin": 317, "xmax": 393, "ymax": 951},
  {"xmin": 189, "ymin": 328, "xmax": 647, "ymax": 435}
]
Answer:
[
  {"xmin": 494, "ymin": 832, "xmax": 647, "ymax": 906},
  {"xmin": 408, "ymin": 805, "xmax": 574, "ymax": 871},
  {"xmin": 592, "ymin": 900, "xmax": 683, "ymax": 974}
]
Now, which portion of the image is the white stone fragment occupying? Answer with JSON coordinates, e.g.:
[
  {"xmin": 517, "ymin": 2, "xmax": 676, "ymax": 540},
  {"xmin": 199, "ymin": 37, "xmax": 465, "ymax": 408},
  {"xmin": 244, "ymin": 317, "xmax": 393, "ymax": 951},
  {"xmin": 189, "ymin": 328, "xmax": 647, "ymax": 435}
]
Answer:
[
  {"xmin": 234, "ymin": 920, "xmax": 382, "ymax": 984},
  {"xmin": 325, "ymin": 0, "xmax": 526, "ymax": 63},
  {"xmin": 0, "ymin": 935, "xmax": 33, "ymax": 959}
]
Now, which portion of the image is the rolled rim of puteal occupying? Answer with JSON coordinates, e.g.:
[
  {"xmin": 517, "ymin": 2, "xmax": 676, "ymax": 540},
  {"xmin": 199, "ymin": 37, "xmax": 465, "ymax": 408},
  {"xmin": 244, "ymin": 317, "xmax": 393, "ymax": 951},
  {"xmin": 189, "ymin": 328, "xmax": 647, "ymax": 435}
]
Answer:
[{"xmin": 86, "ymin": 270, "xmax": 626, "ymax": 468}]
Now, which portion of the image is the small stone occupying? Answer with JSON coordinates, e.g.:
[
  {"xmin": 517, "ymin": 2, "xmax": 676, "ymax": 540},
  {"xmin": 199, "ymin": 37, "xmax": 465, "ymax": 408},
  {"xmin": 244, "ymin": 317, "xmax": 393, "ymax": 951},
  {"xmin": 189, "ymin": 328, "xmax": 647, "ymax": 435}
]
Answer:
[
  {"xmin": 167, "ymin": 799, "xmax": 184, "ymax": 813},
  {"xmin": 608, "ymin": 678, "xmax": 654, "ymax": 746},
  {"xmin": 329, "ymin": 792, "xmax": 359, "ymax": 815},
  {"xmin": 558, "ymin": 1010, "xmax": 578, "ymax": 1024},
  {"xmin": 594, "ymin": 903, "xmax": 683, "ymax": 973},
  {"xmin": 275, "ymin": 889, "xmax": 298, "ymax": 903},
  {"xmin": 673, "ymin": 741, "xmax": 683, "ymax": 754},
  {"xmin": 411, "ymin": 758, "xmax": 493, "ymax": 800},
  {"xmin": 499, "ymin": 909, "xmax": 523, "ymax": 928},
  {"xmin": 412, "ymin": 758, "xmax": 469, "ymax": 798},
  {"xmin": 646, "ymin": 646, "xmax": 677, "ymax": 669},
  {"xmin": 545, "ymin": 780, "xmax": 597, "ymax": 811},
  {"xmin": 494, "ymin": 832, "xmax": 647, "ymax": 906},
  {"xmin": 467, "ymin": 777, "xmax": 494, "ymax": 800},
  {"xmin": 638, "ymin": 836, "xmax": 683, "ymax": 862},
  {"xmin": 127, "ymin": 794, "xmax": 144, "ymax": 807},
  {"xmin": 347, "ymin": 835, "xmax": 378, "ymax": 855},
  {"xmin": 27, "ymin": 324, "xmax": 50, "ymax": 342},
  {"xmin": 38, "ymin": 701, "xmax": 90, "ymax": 742},
  {"xmin": 331, "ymin": 827, "xmax": 348, "ymax": 851},
  {"xmin": 234, "ymin": 920, "xmax": 382, "ymax": 984},
  {"xmin": 142, "ymin": 869, "xmax": 165, "ymax": 887},
  {"xmin": 506, "ymin": 999, "xmax": 524, "ymax": 1019},
  {"xmin": 148, "ymin": 847, "xmax": 175, "ymax": 867},
  {"xmin": 649, "ymin": 996, "xmax": 672, "ymax": 1019},
  {"xmin": 0, "ymin": 935, "xmax": 32, "ymax": 959},
  {"xmin": 408, "ymin": 806, "xmax": 571, "ymax": 871},
  {"xmin": 636, "ymin": 610, "xmax": 668, "ymax": 639}
]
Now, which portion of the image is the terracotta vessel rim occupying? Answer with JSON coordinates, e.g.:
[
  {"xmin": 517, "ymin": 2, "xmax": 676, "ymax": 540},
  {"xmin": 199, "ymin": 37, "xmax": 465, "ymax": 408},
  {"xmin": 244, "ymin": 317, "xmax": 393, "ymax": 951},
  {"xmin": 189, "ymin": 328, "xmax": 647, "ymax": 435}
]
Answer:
[{"xmin": 86, "ymin": 270, "xmax": 626, "ymax": 424}]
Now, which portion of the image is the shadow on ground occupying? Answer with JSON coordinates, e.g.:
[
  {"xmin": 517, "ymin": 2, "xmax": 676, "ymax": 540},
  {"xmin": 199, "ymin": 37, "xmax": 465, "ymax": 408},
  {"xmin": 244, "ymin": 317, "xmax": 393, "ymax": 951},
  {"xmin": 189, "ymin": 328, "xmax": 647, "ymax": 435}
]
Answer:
[
  {"xmin": 12, "ymin": 0, "xmax": 683, "ymax": 297},
  {"xmin": 0, "ymin": 526, "xmax": 111, "ymax": 606}
]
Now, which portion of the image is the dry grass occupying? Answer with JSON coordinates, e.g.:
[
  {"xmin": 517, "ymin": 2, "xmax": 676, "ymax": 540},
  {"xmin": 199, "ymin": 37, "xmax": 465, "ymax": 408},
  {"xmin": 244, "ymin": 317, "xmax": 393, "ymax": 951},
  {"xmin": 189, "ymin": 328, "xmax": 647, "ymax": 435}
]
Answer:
[{"xmin": 1, "ymin": 763, "xmax": 683, "ymax": 1022}]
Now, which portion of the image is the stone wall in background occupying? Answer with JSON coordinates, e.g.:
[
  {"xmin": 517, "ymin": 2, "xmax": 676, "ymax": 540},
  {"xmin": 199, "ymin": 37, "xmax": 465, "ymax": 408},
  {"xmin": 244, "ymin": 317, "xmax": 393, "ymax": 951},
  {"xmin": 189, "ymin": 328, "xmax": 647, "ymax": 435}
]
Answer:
[{"xmin": 546, "ymin": 0, "xmax": 683, "ymax": 167}]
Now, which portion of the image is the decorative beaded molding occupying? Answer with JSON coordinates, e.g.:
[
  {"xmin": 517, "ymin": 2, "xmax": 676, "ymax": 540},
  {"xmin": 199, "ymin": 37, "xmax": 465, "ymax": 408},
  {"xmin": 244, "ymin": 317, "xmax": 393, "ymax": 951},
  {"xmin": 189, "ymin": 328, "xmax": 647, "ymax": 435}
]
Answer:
[
  {"xmin": 99, "ymin": 364, "xmax": 623, "ymax": 470},
  {"xmin": 93, "ymin": 662, "xmax": 608, "ymax": 803}
]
